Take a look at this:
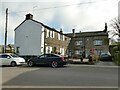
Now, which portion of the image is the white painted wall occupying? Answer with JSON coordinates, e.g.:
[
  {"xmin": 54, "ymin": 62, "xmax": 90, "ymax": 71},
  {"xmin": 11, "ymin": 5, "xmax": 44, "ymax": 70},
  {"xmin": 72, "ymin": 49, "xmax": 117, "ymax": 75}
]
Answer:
[
  {"xmin": 15, "ymin": 20, "xmax": 43, "ymax": 56},
  {"xmin": 41, "ymin": 26, "xmax": 45, "ymax": 54}
]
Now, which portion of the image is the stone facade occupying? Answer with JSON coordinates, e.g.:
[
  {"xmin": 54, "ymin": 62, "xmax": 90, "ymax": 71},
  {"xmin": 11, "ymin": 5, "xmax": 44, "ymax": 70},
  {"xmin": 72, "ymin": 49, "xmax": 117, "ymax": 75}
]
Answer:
[
  {"xmin": 66, "ymin": 30, "xmax": 109, "ymax": 58},
  {"xmin": 44, "ymin": 27, "xmax": 70, "ymax": 56}
]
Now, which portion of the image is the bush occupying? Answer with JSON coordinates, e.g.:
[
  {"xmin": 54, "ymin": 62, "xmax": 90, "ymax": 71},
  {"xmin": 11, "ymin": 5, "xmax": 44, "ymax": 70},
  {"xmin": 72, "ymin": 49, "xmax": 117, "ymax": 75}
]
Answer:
[
  {"xmin": 113, "ymin": 43, "xmax": 120, "ymax": 66},
  {"xmin": 91, "ymin": 55, "xmax": 100, "ymax": 62},
  {"xmin": 114, "ymin": 51, "xmax": 120, "ymax": 66}
]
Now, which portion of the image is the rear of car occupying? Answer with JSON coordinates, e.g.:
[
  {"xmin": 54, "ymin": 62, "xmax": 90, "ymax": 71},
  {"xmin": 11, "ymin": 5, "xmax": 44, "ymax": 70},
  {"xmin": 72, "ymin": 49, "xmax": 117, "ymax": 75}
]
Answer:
[
  {"xmin": 100, "ymin": 53, "xmax": 112, "ymax": 61},
  {"xmin": 53, "ymin": 54, "xmax": 68, "ymax": 65}
]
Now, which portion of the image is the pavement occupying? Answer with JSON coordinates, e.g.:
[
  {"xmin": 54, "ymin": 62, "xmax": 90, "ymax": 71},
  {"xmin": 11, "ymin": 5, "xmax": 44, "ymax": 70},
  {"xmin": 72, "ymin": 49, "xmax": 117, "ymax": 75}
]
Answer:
[{"xmin": 70, "ymin": 59, "xmax": 118, "ymax": 68}]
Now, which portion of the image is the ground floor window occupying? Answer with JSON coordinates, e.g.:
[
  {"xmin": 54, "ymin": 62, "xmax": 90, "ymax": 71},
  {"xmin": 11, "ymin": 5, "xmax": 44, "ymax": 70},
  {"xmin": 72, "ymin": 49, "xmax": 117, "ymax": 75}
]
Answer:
[
  {"xmin": 60, "ymin": 48, "xmax": 64, "ymax": 55},
  {"xmin": 46, "ymin": 46, "xmax": 52, "ymax": 53}
]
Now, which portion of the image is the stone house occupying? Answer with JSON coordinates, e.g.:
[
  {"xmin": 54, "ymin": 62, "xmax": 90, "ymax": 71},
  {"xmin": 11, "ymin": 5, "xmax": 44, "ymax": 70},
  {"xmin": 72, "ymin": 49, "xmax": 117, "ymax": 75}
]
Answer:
[{"xmin": 66, "ymin": 24, "xmax": 109, "ymax": 58}]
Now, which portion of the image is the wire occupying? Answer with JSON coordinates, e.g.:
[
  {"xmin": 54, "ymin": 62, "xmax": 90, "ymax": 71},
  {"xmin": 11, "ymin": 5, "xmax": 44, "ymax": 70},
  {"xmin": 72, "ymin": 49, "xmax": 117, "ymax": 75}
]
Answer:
[{"xmin": 8, "ymin": 1, "xmax": 96, "ymax": 14}]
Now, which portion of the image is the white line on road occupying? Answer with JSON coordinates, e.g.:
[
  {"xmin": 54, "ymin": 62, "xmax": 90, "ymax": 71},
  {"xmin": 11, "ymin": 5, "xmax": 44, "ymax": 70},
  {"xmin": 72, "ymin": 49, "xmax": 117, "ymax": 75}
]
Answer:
[{"xmin": 2, "ymin": 85, "xmax": 119, "ymax": 88}]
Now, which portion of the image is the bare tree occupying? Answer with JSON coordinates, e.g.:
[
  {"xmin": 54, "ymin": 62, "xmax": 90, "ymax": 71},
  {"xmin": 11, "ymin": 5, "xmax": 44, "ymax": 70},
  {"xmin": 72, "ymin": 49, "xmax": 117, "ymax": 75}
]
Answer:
[{"xmin": 110, "ymin": 17, "xmax": 120, "ymax": 37}]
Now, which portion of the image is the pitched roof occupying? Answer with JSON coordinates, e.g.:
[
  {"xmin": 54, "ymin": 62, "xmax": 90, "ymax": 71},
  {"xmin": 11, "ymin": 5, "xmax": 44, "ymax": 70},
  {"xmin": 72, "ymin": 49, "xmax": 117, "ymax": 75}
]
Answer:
[
  {"xmin": 66, "ymin": 31, "xmax": 108, "ymax": 38},
  {"xmin": 14, "ymin": 19, "xmax": 66, "ymax": 36}
]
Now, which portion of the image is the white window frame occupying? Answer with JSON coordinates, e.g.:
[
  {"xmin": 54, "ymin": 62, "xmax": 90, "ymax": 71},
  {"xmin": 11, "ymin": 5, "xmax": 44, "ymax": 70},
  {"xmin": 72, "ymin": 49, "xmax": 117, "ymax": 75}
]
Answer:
[
  {"xmin": 46, "ymin": 30, "xmax": 49, "ymax": 38},
  {"xmin": 94, "ymin": 40, "xmax": 103, "ymax": 46},
  {"xmin": 75, "ymin": 40, "xmax": 83, "ymax": 46},
  {"xmin": 60, "ymin": 48, "xmax": 64, "ymax": 55},
  {"xmin": 58, "ymin": 33, "xmax": 60, "ymax": 40}
]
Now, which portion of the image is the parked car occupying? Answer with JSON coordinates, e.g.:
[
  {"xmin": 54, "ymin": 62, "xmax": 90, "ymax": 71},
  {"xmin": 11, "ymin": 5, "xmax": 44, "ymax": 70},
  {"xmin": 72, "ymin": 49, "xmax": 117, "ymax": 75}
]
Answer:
[
  {"xmin": 100, "ymin": 53, "xmax": 113, "ymax": 61},
  {"xmin": 27, "ymin": 54, "xmax": 68, "ymax": 68},
  {"xmin": 0, "ymin": 53, "xmax": 26, "ymax": 67}
]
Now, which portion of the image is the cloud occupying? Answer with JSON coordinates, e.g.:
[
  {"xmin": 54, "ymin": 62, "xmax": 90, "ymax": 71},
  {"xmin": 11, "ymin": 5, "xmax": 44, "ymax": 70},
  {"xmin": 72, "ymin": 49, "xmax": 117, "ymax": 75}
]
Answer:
[{"xmin": 0, "ymin": 0, "xmax": 119, "ymax": 45}]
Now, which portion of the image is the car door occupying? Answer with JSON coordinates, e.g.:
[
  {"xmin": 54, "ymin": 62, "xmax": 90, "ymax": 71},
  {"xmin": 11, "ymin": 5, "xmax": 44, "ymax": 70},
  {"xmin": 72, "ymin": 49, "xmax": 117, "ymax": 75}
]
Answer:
[
  {"xmin": 43, "ymin": 54, "xmax": 51, "ymax": 64},
  {"xmin": 37, "ymin": 55, "xmax": 46, "ymax": 64},
  {"xmin": 2, "ymin": 55, "xmax": 11, "ymax": 65}
]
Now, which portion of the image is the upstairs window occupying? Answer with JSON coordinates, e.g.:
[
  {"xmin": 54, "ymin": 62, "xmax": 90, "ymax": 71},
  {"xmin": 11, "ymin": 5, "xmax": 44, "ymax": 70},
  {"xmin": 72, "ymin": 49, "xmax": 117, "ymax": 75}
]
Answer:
[
  {"xmin": 58, "ymin": 33, "xmax": 64, "ymax": 41},
  {"xmin": 75, "ymin": 40, "xmax": 83, "ymax": 46},
  {"xmin": 94, "ymin": 40, "xmax": 103, "ymax": 46},
  {"xmin": 74, "ymin": 50, "xmax": 82, "ymax": 55},
  {"xmin": 46, "ymin": 30, "xmax": 54, "ymax": 38}
]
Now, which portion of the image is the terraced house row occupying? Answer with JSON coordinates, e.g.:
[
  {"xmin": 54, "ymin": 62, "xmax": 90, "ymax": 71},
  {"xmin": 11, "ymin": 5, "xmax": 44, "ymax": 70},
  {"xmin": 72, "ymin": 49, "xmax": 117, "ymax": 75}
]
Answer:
[
  {"xmin": 14, "ymin": 13, "xmax": 109, "ymax": 59},
  {"xmin": 14, "ymin": 14, "xmax": 70, "ymax": 59}
]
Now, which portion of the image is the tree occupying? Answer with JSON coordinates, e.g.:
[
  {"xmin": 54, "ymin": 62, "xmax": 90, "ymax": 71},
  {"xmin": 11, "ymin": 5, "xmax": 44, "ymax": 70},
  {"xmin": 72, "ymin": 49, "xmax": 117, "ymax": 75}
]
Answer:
[{"xmin": 110, "ymin": 17, "xmax": 120, "ymax": 38}]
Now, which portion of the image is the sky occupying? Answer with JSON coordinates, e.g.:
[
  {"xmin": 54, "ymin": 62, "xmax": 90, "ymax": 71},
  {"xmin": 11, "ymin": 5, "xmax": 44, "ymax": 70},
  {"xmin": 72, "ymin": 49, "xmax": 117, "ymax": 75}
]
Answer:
[{"xmin": 0, "ymin": 0, "xmax": 119, "ymax": 45}]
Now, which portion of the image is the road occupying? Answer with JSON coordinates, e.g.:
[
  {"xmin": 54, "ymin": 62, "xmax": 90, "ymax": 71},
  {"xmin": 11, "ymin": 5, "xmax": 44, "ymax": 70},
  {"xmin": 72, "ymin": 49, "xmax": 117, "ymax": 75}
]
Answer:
[{"xmin": 2, "ymin": 61, "xmax": 118, "ymax": 90}]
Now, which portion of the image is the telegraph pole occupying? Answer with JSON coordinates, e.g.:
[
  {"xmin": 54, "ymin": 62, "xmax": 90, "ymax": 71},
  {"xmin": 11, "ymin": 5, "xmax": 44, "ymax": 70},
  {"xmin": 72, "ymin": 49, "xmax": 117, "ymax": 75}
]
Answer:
[{"xmin": 4, "ymin": 8, "xmax": 8, "ymax": 53}]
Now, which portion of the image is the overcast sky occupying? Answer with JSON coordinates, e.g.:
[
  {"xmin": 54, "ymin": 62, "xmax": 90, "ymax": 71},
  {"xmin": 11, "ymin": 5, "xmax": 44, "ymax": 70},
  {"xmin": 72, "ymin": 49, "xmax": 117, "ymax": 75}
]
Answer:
[{"xmin": 0, "ymin": 0, "xmax": 119, "ymax": 45}]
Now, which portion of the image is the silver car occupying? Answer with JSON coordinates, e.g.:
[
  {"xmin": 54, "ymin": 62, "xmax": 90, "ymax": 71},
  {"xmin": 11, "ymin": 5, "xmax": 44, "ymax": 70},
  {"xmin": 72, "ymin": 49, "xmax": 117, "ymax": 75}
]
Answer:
[{"xmin": 0, "ymin": 53, "xmax": 25, "ymax": 67}]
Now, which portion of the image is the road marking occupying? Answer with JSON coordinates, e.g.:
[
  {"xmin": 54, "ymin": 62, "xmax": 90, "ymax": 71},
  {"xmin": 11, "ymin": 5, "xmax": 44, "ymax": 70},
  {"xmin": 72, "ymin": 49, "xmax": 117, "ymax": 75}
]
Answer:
[{"xmin": 2, "ymin": 85, "xmax": 119, "ymax": 88}]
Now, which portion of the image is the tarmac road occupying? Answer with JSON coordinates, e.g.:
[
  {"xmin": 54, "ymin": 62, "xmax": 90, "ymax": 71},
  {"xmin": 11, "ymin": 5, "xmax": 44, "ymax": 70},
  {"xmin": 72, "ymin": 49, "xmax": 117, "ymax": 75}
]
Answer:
[{"xmin": 2, "ymin": 62, "xmax": 118, "ymax": 89}]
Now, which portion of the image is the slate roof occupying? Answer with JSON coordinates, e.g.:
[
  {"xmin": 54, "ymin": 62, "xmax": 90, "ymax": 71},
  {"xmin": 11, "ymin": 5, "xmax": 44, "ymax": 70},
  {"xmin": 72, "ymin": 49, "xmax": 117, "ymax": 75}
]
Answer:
[
  {"xmin": 14, "ymin": 19, "xmax": 65, "ymax": 35},
  {"xmin": 66, "ymin": 31, "xmax": 108, "ymax": 38}
]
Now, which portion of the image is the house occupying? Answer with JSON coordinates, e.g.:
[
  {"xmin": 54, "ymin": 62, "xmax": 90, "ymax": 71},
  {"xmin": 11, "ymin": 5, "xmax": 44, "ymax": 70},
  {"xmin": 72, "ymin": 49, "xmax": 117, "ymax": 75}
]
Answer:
[
  {"xmin": 66, "ymin": 23, "xmax": 109, "ymax": 58},
  {"xmin": 14, "ymin": 14, "xmax": 70, "ymax": 59}
]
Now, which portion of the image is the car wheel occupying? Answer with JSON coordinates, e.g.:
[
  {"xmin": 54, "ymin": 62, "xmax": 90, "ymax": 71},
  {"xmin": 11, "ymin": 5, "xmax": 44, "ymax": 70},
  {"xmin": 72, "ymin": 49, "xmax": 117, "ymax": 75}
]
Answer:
[
  {"xmin": 28, "ymin": 61, "xmax": 34, "ymax": 67},
  {"xmin": 51, "ymin": 61, "xmax": 58, "ymax": 68},
  {"xmin": 11, "ymin": 61, "xmax": 16, "ymax": 67}
]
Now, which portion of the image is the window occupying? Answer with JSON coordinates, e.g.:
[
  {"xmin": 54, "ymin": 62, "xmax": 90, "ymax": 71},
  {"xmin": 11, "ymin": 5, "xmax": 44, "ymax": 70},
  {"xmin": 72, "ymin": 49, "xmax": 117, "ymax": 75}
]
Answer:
[
  {"xmin": 46, "ymin": 30, "xmax": 54, "ymax": 38},
  {"xmin": 75, "ymin": 40, "xmax": 83, "ymax": 46},
  {"xmin": 94, "ymin": 40, "xmax": 103, "ymax": 46},
  {"xmin": 53, "ymin": 47, "xmax": 57, "ymax": 52},
  {"xmin": 74, "ymin": 50, "xmax": 82, "ymax": 55},
  {"xmin": 58, "ymin": 33, "xmax": 60, "ymax": 40},
  {"xmin": 46, "ymin": 46, "xmax": 52, "ymax": 53},
  {"xmin": 52, "ymin": 31, "xmax": 54, "ymax": 38},
  {"xmin": 16, "ymin": 47, "xmax": 20, "ymax": 54},
  {"xmin": 60, "ymin": 48, "xmax": 64, "ymax": 55},
  {"xmin": 1, "ymin": 55, "xmax": 10, "ymax": 58},
  {"xmin": 40, "ymin": 54, "xmax": 47, "ymax": 58},
  {"xmin": 74, "ymin": 50, "xmax": 79, "ymax": 55},
  {"xmin": 58, "ymin": 33, "xmax": 64, "ymax": 41}
]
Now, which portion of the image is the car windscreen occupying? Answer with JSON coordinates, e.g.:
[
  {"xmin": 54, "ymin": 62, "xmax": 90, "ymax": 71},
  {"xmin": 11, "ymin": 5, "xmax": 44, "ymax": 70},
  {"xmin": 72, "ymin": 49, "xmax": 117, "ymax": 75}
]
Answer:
[{"xmin": 10, "ymin": 54, "xmax": 18, "ymax": 57}]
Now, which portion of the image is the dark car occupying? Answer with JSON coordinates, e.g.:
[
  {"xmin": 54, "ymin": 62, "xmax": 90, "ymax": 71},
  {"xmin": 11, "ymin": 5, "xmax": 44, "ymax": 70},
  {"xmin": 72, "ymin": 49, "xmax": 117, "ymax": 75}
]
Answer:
[
  {"xmin": 100, "ymin": 53, "xmax": 113, "ymax": 61},
  {"xmin": 27, "ymin": 54, "xmax": 68, "ymax": 68}
]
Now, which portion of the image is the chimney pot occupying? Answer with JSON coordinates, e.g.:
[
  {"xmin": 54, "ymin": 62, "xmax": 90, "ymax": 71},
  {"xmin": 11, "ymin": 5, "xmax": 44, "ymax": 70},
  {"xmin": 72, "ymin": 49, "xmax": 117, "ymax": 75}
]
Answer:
[
  {"xmin": 26, "ymin": 13, "xmax": 33, "ymax": 20},
  {"xmin": 72, "ymin": 29, "xmax": 75, "ymax": 37},
  {"xmin": 60, "ymin": 28, "xmax": 63, "ymax": 33}
]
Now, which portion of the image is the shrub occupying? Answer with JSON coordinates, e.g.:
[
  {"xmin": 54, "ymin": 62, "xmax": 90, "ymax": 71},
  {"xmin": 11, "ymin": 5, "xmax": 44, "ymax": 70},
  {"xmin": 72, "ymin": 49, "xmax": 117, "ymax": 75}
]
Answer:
[{"xmin": 113, "ymin": 43, "xmax": 120, "ymax": 66}]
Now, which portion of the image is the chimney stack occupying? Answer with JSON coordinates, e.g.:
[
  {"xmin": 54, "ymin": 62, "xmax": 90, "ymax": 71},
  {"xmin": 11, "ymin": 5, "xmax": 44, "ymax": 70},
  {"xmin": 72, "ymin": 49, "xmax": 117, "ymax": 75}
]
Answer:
[
  {"xmin": 72, "ymin": 28, "xmax": 75, "ymax": 37},
  {"xmin": 26, "ymin": 13, "xmax": 33, "ymax": 20},
  {"xmin": 104, "ymin": 22, "xmax": 107, "ymax": 32},
  {"xmin": 60, "ymin": 28, "xmax": 63, "ymax": 33}
]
